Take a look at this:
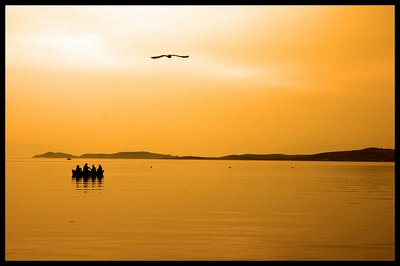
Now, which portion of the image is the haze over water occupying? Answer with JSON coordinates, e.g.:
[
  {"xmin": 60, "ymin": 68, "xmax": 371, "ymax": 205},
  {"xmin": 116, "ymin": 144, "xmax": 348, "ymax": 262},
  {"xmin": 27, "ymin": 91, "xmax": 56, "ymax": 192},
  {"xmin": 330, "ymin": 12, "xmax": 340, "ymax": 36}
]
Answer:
[{"xmin": 6, "ymin": 158, "xmax": 394, "ymax": 260}]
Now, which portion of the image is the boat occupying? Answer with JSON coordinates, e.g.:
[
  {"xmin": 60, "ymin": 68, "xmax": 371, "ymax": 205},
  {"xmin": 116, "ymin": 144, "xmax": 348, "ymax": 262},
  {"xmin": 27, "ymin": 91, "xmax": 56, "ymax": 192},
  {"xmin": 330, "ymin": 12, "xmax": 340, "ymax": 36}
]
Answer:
[{"xmin": 72, "ymin": 169, "xmax": 104, "ymax": 178}]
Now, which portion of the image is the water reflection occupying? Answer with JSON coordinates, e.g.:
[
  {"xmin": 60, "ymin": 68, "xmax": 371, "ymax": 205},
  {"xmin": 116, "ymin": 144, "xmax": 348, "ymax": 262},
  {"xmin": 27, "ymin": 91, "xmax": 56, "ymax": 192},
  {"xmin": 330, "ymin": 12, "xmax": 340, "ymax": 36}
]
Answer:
[
  {"xmin": 72, "ymin": 176, "xmax": 104, "ymax": 192},
  {"xmin": 7, "ymin": 160, "xmax": 394, "ymax": 260}
]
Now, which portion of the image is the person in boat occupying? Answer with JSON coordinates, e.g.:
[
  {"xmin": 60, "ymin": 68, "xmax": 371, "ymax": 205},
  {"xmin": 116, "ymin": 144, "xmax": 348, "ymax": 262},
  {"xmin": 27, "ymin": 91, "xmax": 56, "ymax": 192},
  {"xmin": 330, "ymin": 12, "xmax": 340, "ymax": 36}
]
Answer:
[
  {"xmin": 91, "ymin": 164, "xmax": 97, "ymax": 174},
  {"xmin": 75, "ymin": 165, "xmax": 82, "ymax": 174},
  {"xmin": 97, "ymin": 164, "xmax": 103, "ymax": 175},
  {"xmin": 83, "ymin": 163, "xmax": 90, "ymax": 175}
]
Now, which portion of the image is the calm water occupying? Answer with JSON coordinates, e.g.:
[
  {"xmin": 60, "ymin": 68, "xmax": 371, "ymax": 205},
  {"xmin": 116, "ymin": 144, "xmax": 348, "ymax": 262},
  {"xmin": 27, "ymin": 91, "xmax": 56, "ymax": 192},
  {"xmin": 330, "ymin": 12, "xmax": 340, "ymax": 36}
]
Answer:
[{"xmin": 6, "ymin": 158, "xmax": 394, "ymax": 260}]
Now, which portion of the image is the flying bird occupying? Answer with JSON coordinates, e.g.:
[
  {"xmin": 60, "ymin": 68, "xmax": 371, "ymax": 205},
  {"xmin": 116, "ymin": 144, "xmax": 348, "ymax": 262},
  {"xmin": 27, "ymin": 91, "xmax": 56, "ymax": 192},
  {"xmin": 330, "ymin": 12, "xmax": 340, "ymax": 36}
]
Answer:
[{"xmin": 151, "ymin": 54, "xmax": 189, "ymax": 59}]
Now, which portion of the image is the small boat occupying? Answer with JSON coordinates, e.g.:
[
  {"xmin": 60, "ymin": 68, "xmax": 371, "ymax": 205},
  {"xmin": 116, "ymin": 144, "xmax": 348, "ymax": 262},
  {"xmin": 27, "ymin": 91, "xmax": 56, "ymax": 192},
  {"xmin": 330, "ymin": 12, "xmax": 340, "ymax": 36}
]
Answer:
[{"xmin": 72, "ymin": 169, "xmax": 104, "ymax": 178}]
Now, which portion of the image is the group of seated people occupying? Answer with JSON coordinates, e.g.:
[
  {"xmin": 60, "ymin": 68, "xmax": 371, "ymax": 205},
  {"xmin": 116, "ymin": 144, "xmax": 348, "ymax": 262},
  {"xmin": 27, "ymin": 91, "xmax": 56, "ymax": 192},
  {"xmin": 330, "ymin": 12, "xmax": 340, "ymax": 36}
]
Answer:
[{"xmin": 75, "ymin": 163, "xmax": 103, "ymax": 176}]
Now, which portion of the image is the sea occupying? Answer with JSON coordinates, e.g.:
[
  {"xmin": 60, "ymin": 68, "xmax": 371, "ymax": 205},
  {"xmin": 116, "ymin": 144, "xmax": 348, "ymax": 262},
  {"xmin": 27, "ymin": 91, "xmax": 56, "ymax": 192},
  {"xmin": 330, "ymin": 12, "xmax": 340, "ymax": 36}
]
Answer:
[{"xmin": 5, "ymin": 158, "xmax": 394, "ymax": 260}]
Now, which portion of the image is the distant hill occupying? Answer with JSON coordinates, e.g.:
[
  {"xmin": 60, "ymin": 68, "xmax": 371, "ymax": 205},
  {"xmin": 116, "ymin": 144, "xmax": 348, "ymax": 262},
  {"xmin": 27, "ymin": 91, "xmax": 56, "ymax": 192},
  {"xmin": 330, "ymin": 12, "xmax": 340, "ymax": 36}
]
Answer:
[
  {"xmin": 79, "ymin": 151, "xmax": 178, "ymax": 159},
  {"xmin": 219, "ymin": 148, "xmax": 394, "ymax": 162},
  {"xmin": 296, "ymin": 147, "xmax": 394, "ymax": 162},
  {"xmin": 33, "ymin": 147, "xmax": 394, "ymax": 162},
  {"xmin": 33, "ymin": 152, "xmax": 77, "ymax": 158},
  {"xmin": 33, "ymin": 151, "xmax": 177, "ymax": 159}
]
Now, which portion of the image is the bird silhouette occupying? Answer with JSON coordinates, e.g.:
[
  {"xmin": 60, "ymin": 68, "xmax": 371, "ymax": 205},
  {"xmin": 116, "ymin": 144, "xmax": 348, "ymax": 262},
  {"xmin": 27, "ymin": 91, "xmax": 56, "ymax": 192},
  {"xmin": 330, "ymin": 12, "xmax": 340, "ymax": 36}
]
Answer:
[{"xmin": 151, "ymin": 54, "xmax": 189, "ymax": 59}]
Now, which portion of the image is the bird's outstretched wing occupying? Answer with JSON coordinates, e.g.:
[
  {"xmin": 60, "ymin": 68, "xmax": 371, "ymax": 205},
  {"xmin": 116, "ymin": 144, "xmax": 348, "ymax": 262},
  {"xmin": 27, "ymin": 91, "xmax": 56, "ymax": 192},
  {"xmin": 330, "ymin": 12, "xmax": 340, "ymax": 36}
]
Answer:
[
  {"xmin": 151, "ymin": 55, "xmax": 168, "ymax": 59},
  {"xmin": 171, "ymin": 55, "xmax": 189, "ymax": 58}
]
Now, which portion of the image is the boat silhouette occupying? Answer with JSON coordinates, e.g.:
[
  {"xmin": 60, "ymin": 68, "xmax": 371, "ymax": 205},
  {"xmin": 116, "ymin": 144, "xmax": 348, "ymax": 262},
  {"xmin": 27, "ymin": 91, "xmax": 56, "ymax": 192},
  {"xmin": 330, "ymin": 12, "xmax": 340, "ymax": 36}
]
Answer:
[{"xmin": 72, "ymin": 169, "xmax": 104, "ymax": 178}]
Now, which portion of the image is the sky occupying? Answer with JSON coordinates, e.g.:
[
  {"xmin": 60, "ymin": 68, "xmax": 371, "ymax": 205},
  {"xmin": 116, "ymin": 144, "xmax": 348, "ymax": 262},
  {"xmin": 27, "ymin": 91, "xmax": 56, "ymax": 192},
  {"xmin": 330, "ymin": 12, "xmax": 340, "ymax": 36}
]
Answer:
[{"xmin": 5, "ymin": 5, "xmax": 395, "ymax": 158}]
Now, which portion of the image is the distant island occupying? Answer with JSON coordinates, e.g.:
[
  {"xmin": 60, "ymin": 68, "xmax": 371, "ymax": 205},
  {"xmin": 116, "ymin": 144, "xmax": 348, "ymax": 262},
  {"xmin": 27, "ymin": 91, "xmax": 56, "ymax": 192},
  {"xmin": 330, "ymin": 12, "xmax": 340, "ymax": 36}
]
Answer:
[{"xmin": 33, "ymin": 147, "xmax": 394, "ymax": 162}]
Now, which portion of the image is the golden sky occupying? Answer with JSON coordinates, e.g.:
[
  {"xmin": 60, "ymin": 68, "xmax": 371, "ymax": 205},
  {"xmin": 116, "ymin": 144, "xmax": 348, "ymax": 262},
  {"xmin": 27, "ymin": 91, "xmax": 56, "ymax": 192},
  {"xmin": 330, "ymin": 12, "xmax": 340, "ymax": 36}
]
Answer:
[{"xmin": 6, "ymin": 5, "xmax": 395, "ymax": 158}]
